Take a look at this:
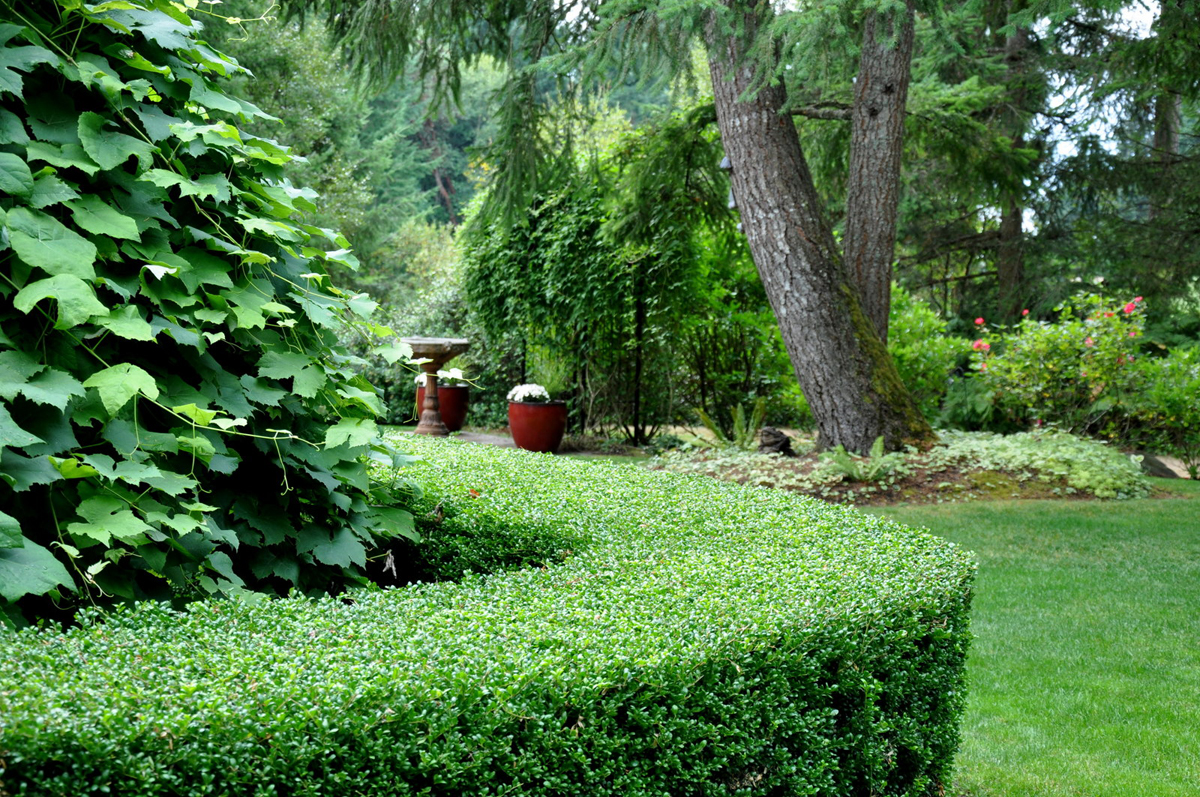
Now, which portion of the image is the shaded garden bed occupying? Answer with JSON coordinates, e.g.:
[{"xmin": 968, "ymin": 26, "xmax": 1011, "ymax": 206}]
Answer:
[{"xmin": 645, "ymin": 429, "xmax": 1161, "ymax": 506}]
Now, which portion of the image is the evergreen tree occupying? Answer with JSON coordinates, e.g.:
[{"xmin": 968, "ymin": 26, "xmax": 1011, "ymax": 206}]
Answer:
[{"xmin": 285, "ymin": 0, "xmax": 942, "ymax": 452}]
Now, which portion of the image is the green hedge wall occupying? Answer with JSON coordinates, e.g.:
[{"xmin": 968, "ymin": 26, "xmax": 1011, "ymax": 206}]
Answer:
[{"xmin": 0, "ymin": 439, "xmax": 975, "ymax": 796}]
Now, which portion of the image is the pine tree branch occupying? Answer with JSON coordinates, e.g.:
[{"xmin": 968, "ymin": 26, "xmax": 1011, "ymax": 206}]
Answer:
[
  {"xmin": 901, "ymin": 229, "xmax": 1002, "ymax": 266},
  {"xmin": 912, "ymin": 269, "xmax": 999, "ymax": 289}
]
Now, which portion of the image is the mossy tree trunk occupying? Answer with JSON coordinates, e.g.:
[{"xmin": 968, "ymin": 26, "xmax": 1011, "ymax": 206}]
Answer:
[{"xmin": 704, "ymin": 1, "xmax": 933, "ymax": 454}]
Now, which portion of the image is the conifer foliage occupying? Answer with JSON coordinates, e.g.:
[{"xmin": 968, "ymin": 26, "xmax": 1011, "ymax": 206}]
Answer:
[{"xmin": 0, "ymin": 0, "xmax": 417, "ymax": 625}]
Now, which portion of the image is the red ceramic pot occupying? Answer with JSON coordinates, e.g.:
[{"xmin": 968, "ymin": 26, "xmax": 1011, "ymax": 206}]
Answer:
[
  {"xmin": 508, "ymin": 401, "xmax": 567, "ymax": 453},
  {"xmin": 417, "ymin": 384, "xmax": 469, "ymax": 432}
]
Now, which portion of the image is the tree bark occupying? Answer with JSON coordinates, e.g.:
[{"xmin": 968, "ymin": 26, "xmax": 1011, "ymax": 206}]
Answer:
[
  {"xmin": 704, "ymin": 1, "xmax": 933, "ymax": 453},
  {"xmin": 843, "ymin": 1, "xmax": 916, "ymax": 344},
  {"xmin": 996, "ymin": 195, "xmax": 1025, "ymax": 318},
  {"xmin": 996, "ymin": 2, "xmax": 1030, "ymax": 320},
  {"xmin": 1149, "ymin": 3, "xmax": 1183, "ymax": 223}
]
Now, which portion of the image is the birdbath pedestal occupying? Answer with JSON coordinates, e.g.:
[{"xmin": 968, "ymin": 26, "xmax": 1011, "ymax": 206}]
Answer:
[{"xmin": 403, "ymin": 337, "xmax": 470, "ymax": 436}]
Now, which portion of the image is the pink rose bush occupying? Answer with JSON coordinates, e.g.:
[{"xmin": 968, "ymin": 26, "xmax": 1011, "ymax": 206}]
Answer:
[{"xmin": 967, "ymin": 294, "xmax": 1146, "ymax": 433}]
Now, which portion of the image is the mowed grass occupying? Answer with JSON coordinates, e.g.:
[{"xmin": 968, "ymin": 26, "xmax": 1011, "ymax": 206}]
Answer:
[{"xmin": 871, "ymin": 479, "xmax": 1200, "ymax": 797}]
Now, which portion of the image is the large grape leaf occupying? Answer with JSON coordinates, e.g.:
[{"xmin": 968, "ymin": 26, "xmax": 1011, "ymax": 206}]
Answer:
[
  {"xmin": 77, "ymin": 111, "xmax": 155, "ymax": 171},
  {"xmin": 297, "ymin": 527, "xmax": 367, "ymax": 569},
  {"xmin": 139, "ymin": 168, "xmax": 231, "ymax": 202},
  {"xmin": 371, "ymin": 507, "xmax": 419, "ymax": 543},
  {"xmin": 5, "ymin": 206, "xmax": 98, "ymax": 279},
  {"xmin": 18, "ymin": 368, "xmax": 87, "ymax": 409},
  {"xmin": 27, "ymin": 94, "xmax": 80, "ymax": 144},
  {"xmin": 29, "ymin": 174, "xmax": 81, "ymax": 209},
  {"xmin": 257, "ymin": 350, "xmax": 311, "ymax": 379},
  {"xmin": 372, "ymin": 338, "xmax": 413, "ymax": 365},
  {"xmin": 0, "ymin": 509, "xmax": 21, "ymax": 548},
  {"xmin": 0, "ymin": 539, "xmax": 74, "ymax": 602},
  {"xmin": 292, "ymin": 364, "xmax": 327, "ymax": 398},
  {"xmin": 0, "ymin": 404, "xmax": 43, "ymax": 448},
  {"xmin": 24, "ymin": 141, "xmax": 101, "ymax": 176},
  {"xmin": 0, "ymin": 450, "xmax": 61, "ymax": 491},
  {"xmin": 105, "ymin": 7, "xmax": 194, "ymax": 51},
  {"xmin": 0, "ymin": 40, "xmax": 56, "ymax": 100},
  {"xmin": 0, "ymin": 349, "xmax": 44, "ymax": 400},
  {"xmin": 82, "ymin": 363, "xmax": 160, "ymax": 416},
  {"xmin": 176, "ymin": 246, "xmax": 234, "ymax": 290},
  {"xmin": 325, "ymin": 418, "xmax": 375, "ymax": 449},
  {"xmin": 20, "ymin": 408, "xmax": 78, "ymax": 457},
  {"xmin": 94, "ymin": 305, "xmax": 155, "ymax": 340},
  {"xmin": 13, "ymin": 274, "xmax": 108, "ymax": 329},
  {"xmin": 0, "ymin": 108, "xmax": 29, "ymax": 144},
  {"xmin": 67, "ymin": 495, "xmax": 152, "ymax": 545},
  {"xmin": 132, "ymin": 105, "xmax": 181, "ymax": 142},
  {"xmin": 0, "ymin": 152, "xmax": 33, "ymax": 197},
  {"xmin": 66, "ymin": 195, "xmax": 140, "ymax": 240}
]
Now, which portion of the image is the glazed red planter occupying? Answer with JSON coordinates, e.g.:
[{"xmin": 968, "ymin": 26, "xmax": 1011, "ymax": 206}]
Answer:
[
  {"xmin": 417, "ymin": 384, "xmax": 469, "ymax": 432},
  {"xmin": 508, "ymin": 401, "xmax": 567, "ymax": 453}
]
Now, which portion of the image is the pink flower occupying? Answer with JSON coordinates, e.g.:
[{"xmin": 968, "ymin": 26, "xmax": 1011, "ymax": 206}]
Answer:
[
  {"xmin": 1084, "ymin": 337, "xmax": 1095, "ymax": 347},
  {"xmin": 975, "ymin": 317, "xmax": 985, "ymax": 326},
  {"xmin": 1129, "ymin": 330, "xmax": 1137, "ymax": 337},
  {"xmin": 1123, "ymin": 302, "xmax": 1136, "ymax": 314},
  {"xmin": 1021, "ymin": 309, "xmax": 1030, "ymax": 316},
  {"xmin": 1104, "ymin": 312, "xmax": 1114, "ymax": 318},
  {"xmin": 1134, "ymin": 296, "xmax": 1143, "ymax": 302},
  {"xmin": 980, "ymin": 362, "xmax": 988, "ymax": 371},
  {"xmin": 972, "ymin": 339, "xmax": 986, "ymax": 351}
]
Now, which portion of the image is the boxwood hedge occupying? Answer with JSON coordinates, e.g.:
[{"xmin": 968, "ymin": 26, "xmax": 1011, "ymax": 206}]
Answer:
[{"xmin": 0, "ymin": 438, "xmax": 975, "ymax": 796}]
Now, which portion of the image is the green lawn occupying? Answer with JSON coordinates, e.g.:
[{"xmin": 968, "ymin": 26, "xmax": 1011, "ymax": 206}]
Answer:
[{"xmin": 871, "ymin": 479, "xmax": 1200, "ymax": 797}]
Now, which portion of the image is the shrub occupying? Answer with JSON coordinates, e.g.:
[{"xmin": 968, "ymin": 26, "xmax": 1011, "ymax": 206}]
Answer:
[
  {"xmin": 0, "ymin": 1, "xmax": 415, "ymax": 626},
  {"xmin": 0, "ymin": 439, "xmax": 976, "ymax": 796},
  {"xmin": 1132, "ymin": 347, "xmax": 1200, "ymax": 478},
  {"xmin": 889, "ymin": 285, "xmax": 968, "ymax": 419},
  {"xmin": 969, "ymin": 294, "xmax": 1145, "ymax": 433}
]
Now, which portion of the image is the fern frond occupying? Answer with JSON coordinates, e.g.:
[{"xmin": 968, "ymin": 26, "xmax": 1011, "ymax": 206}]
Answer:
[{"xmin": 695, "ymin": 407, "xmax": 730, "ymax": 447}]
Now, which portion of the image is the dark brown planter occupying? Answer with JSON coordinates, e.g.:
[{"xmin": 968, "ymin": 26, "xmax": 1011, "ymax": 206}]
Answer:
[
  {"xmin": 508, "ymin": 401, "xmax": 567, "ymax": 453},
  {"xmin": 417, "ymin": 384, "xmax": 469, "ymax": 432}
]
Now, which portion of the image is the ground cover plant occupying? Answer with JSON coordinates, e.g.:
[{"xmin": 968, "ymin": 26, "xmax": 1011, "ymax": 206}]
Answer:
[
  {"xmin": 873, "ymin": 480, "xmax": 1200, "ymax": 797},
  {"xmin": 648, "ymin": 429, "xmax": 1151, "ymax": 505},
  {"xmin": 0, "ymin": 438, "xmax": 975, "ymax": 796}
]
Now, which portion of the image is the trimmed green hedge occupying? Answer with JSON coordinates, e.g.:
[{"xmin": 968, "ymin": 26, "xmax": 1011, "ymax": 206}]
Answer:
[{"xmin": 0, "ymin": 439, "xmax": 975, "ymax": 796}]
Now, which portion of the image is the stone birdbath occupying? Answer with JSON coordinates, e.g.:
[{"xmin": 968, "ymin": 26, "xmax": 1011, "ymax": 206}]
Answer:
[{"xmin": 402, "ymin": 337, "xmax": 470, "ymax": 436}]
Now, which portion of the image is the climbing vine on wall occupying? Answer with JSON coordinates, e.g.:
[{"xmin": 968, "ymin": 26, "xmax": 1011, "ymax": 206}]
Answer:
[{"xmin": 0, "ymin": 0, "xmax": 416, "ymax": 625}]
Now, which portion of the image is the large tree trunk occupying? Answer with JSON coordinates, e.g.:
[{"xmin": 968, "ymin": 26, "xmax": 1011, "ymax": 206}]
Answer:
[
  {"xmin": 996, "ymin": 195, "xmax": 1025, "ymax": 318},
  {"xmin": 705, "ymin": 2, "xmax": 933, "ymax": 454},
  {"xmin": 843, "ymin": 1, "xmax": 916, "ymax": 344},
  {"xmin": 1149, "ymin": 2, "xmax": 1183, "ymax": 223},
  {"xmin": 996, "ymin": 2, "xmax": 1030, "ymax": 320}
]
